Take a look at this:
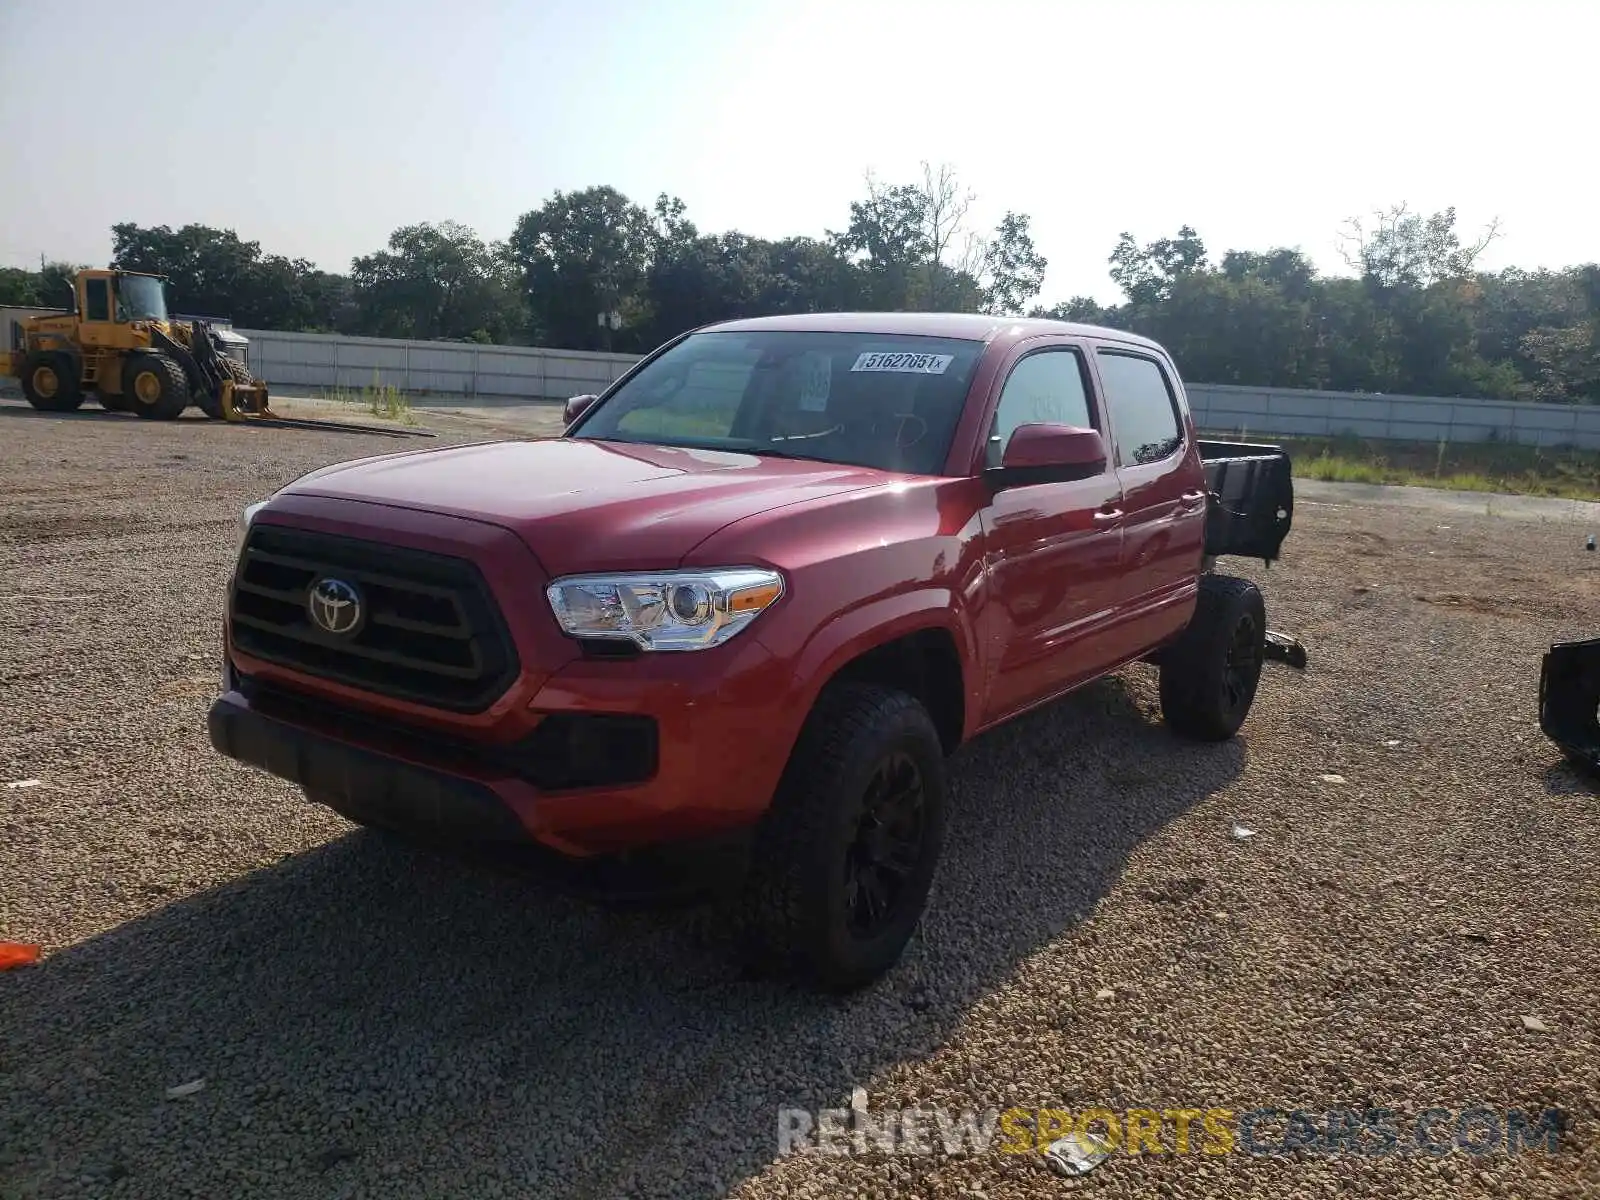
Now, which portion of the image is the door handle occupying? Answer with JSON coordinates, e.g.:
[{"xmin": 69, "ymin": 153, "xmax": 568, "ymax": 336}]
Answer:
[
  {"xmin": 1178, "ymin": 490, "xmax": 1207, "ymax": 511},
  {"xmin": 1093, "ymin": 508, "xmax": 1123, "ymax": 522}
]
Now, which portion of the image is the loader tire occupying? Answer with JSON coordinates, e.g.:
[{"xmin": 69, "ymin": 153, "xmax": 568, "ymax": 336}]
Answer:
[
  {"xmin": 1159, "ymin": 573, "xmax": 1266, "ymax": 742},
  {"xmin": 20, "ymin": 352, "xmax": 84, "ymax": 413},
  {"xmin": 124, "ymin": 354, "xmax": 190, "ymax": 421},
  {"xmin": 98, "ymin": 391, "xmax": 130, "ymax": 413}
]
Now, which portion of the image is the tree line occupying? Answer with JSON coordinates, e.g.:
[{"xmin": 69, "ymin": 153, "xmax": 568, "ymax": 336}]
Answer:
[{"xmin": 2, "ymin": 166, "xmax": 1595, "ymax": 403}]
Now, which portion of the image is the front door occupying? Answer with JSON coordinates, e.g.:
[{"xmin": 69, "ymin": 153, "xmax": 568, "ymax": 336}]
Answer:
[
  {"xmin": 978, "ymin": 345, "xmax": 1126, "ymax": 724},
  {"xmin": 75, "ymin": 274, "xmax": 118, "ymax": 350}
]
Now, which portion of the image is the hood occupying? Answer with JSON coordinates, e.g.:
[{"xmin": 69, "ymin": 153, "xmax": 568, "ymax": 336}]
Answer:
[{"xmin": 281, "ymin": 437, "xmax": 895, "ymax": 575}]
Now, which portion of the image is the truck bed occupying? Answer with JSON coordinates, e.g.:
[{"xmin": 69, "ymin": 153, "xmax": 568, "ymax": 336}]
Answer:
[{"xmin": 1197, "ymin": 440, "xmax": 1294, "ymax": 564}]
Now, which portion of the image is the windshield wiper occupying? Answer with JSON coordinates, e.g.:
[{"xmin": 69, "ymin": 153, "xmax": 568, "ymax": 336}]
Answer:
[{"xmin": 739, "ymin": 445, "xmax": 821, "ymax": 461}]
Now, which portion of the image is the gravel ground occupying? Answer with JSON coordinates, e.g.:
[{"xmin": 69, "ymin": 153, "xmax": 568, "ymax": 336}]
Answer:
[{"xmin": 1, "ymin": 397, "xmax": 1596, "ymax": 1200}]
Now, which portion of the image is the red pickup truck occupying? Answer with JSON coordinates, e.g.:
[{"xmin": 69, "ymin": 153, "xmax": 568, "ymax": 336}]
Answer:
[{"xmin": 209, "ymin": 313, "xmax": 1293, "ymax": 990}]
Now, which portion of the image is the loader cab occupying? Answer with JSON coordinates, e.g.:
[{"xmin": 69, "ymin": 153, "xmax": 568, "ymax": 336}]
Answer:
[
  {"xmin": 74, "ymin": 270, "xmax": 171, "ymax": 350},
  {"xmin": 111, "ymin": 272, "xmax": 170, "ymax": 323}
]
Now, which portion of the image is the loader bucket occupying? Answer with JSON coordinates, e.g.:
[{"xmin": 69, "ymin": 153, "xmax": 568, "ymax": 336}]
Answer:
[
  {"xmin": 221, "ymin": 378, "xmax": 276, "ymax": 420},
  {"xmin": 1540, "ymin": 637, "xmax": 1600, "ymax": 774}
]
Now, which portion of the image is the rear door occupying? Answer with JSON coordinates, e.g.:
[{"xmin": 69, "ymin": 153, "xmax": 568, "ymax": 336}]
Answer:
[
  {"xmin": 1091, "ymin": 346, "xmax": 1207, "ymax": 654},
  {"xmin": 977, "ymin": 342, "xmax": 1126, "ymax": 724}
]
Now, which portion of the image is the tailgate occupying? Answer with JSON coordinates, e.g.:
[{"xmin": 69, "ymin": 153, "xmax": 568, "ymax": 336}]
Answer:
[{"xmin": 1198, "ymin": 440, "xmax": 1294, "ymax": 564}]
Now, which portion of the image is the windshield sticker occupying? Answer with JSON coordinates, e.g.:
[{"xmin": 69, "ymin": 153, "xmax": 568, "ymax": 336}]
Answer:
[
  {"xmin": 797, "ymin": 351, "xmax": 832, "ymax": 412},
  {"xmin": 850, "ymin": 351, "xmax": 954, "ymax": 375}
]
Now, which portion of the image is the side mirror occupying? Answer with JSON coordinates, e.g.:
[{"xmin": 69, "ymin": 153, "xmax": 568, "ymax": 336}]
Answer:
[
  {"xmin": 994, "ymin": 423, "xmax": 1107, "ymax": 483},
  {"xmin": 563, "ymin": 395, "xmax": 601, "ymax": 428},
  {"xmin": 563, "ymin": 393, "xmax": 599, "ymax": 426}
]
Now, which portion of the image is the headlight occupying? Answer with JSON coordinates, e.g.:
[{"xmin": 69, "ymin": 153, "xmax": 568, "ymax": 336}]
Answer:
[
  {"xmin": 236, "ymin": 500, "xmax": 269, "ymax": 556},
  {"xmin": 546, "ymin": 568, "xmax": 784, "ymax": 651},
  {"xmin": 240, "ymin": 500, "xmax": 269, "ymax": 532}
]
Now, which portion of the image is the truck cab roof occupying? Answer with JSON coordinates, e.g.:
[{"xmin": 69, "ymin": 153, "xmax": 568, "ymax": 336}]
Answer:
[{"xmin": 697, "ymin": 311, "xmax": 1168, "ymax": 352}]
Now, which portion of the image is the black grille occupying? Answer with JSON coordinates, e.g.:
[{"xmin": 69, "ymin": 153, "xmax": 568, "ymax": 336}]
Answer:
[{"xmin": 230, "ymin": 525, "xmax": 519, "ymax": 713}]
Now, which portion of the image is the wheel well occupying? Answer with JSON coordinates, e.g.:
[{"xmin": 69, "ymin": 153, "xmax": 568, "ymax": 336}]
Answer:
[
  {"xmin": 32, "ymin": 347, "xmax": 83, "ymax": 381},
  {"xmin": 828, "ymin": 628, "xmax": 965, "ymax": 753}
]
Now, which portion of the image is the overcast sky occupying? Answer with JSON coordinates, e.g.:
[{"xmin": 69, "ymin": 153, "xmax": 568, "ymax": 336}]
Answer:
[{"xmin": 1, "ymin": 0, "xmax": 1593, "ymax": 305}]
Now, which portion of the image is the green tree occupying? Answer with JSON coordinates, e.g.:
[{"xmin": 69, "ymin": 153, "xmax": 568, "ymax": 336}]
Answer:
[
  {"xmin": 1108, "ymin": 226, "xmax": 1208, "ymax": 305},
  {"xmin": 1339, "ymin": 204, "xmax": 1500, "ymax": 290},
  {"xmin": 1030, "ymin": 296, "xmax": 1121, "ymax": 325},
  {"xmin": 0, "ymin": 267, "xmax": 42, "ymax": 306},
  {"xmin": 37, "ymin": 262, "xmax": 83, "ymax": 310},
  {"xmin": 350, "ymin": 221, "xmax": 522, "ymax": 342},
  {"xmin": 832, "ymin": 171, "xmax": 932, "ymax": 311},
  {"xmin": 1220, "ymin": 248, "xmax": 1318, "ymax": 300},
  {"xmin": 981, "ymin": 213, "xmax": 1047, "ymax": 315},
  {"xmin": 758, "ymin": 236, "xmax": 863, "ymax": 314},
  {"xmin": 1520, "ymin": 319, "xmax": 1600, "ymax": 402},
  {"xmin": 507, "ymin": 186, "xmax": 655, "ymax": 351},
  {"xmin": 109, "ymin": 223, "xmax": 341, "ymax": 330},
  {"xmin": 641, "ymin": 229, "xmax": 774, "ymax": 344}
]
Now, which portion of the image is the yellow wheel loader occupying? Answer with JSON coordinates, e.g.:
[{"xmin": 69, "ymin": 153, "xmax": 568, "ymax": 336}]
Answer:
[{"xmin": 2, "ymin": 269, "xmax": 274, "ymax": 421}]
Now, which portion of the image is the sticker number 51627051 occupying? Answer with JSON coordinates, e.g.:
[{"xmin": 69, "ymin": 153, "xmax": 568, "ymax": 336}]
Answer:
[{"xmin": 850, "ymin": 351, "xmax": 954, "ymax": 375}]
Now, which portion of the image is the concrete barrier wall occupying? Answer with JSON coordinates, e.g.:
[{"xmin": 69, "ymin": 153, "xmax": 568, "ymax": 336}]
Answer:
[
  {"xmin": 1187, "ymin": 383, "xmax": 1600, "ymax": 449},
  {"xmin": 235, "ymin": 329, "xmax": 637, "ymax": 402},
  {"xmin": 2, "ymin": 306, "xmax": 70, "ymax": 350},
  {"xmin": 226, "ymin": 328, "xmax": 1600, "ymax": 449}
]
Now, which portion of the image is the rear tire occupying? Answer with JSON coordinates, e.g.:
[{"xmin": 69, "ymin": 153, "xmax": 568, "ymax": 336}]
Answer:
[
  {"xmin": 1159, "ymin": 573, "xmax": 1266, "ymax": 741},
  {"xmin": 123, "ymin": 353, "xmax": 190, "ymax": 420},
  {"xmin": 734, "ymin": 683, "xmax": 948, "ymax": 991},
  {"xmin": 20, "ymin": 352, "xmax": 84, "ymax": 412}
]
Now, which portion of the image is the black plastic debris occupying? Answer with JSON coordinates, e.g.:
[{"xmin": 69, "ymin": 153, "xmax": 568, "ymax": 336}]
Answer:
[
  {"xmin": 1264, "ymin": 630, "xmax": 1309, "ymax": 670},
  {"xmin": 1540, "ymin": 638, "xmax": 1600, "ymax": 774}
]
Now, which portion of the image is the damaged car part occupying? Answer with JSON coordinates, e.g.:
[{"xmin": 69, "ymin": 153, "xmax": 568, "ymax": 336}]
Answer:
[
  {"xmin": 1540, "ymin": 637, "xmax": 1600, "ymax": 774},
  {"xmin": 1263, "ymin": 630, "xmax": 1308, "ymax": 670}
]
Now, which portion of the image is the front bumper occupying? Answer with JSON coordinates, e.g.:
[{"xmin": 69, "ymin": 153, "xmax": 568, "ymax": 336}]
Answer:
[
  {"xmin": 209, "ymin": 691, "xmax": 531, "ymax": 843},
  {"xmin": 211, "ymin": 631, "xmax": 806, "ymax": 857},
  {"xmin": 214, "ymin": 499, "xmax": 812, "ymax": 855}
]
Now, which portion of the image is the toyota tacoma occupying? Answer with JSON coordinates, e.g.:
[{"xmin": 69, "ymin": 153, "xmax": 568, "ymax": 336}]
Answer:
[{"xmin": 209, "ymin": 314, "xmax": 1294, "ymax": 989}]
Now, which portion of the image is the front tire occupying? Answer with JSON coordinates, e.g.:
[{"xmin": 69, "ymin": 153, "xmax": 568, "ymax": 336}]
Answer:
[
  {"xmin": 123, "ymin": 354, "xmax": 190, "ymax": 420},
  {"xmin": 1159, "ymin": 573, "xmax": 1267, "ymax": 741},
  {"xmin": 735, "ymin": 684, "xmax": 948, "ymax": 991},
  {"xmin": 20, "ymin": 352, "xmax": 84, "ymax": 412}
]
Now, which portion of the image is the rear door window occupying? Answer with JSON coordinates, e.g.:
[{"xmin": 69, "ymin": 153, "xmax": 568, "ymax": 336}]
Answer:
[{"xmin": 1096, "ymin": 351, "xmax": 1183, "ymax": 467}]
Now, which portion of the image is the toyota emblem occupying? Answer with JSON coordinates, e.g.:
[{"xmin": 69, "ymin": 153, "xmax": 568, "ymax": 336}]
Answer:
[{"xmin": 307, "ymin": 577, "xmax": 363, "ymax": 636}]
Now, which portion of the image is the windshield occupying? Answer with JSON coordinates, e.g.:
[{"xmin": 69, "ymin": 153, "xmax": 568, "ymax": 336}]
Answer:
[
  {"xmin": 115, "ymin": 274, "xmax": 169, "ymax": 322},
  {"xmin": 571, "ymin": 330, "xmax": 986, "ymax": 474}
]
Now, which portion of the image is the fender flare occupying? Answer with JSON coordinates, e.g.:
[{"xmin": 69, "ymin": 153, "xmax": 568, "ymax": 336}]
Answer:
[{"xmin": 783, "ymin": 589, "xmax": 984, "ymax": 744}]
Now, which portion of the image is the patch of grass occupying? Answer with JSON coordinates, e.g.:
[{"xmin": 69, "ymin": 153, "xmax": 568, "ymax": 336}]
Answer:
[
  {"xmin": 1207, "ymin": 430, "xmax": 1600, "ymax": 500},
  {"xmin": 321, "ymin": 375, "xmax": 416, "ymax": 425},
  {"xmin": 365, "ymin": 382, "xmax": 414, "ymax": 424}
]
